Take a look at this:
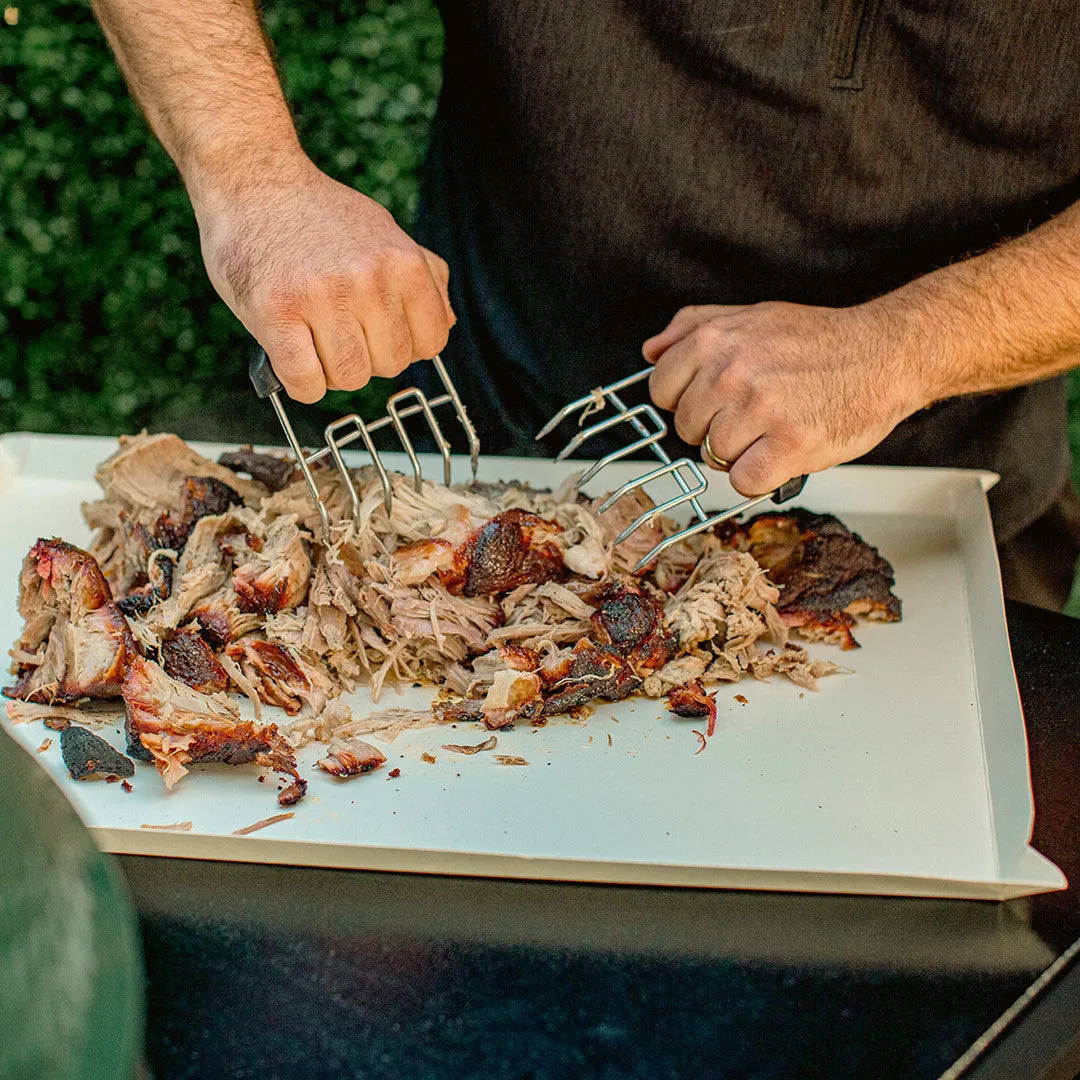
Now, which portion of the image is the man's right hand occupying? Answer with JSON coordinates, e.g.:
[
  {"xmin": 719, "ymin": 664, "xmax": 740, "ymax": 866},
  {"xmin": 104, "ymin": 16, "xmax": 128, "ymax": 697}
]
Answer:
[{"xmin": 193, "ymin": 154, "xmax": 455, "ymax": 403}]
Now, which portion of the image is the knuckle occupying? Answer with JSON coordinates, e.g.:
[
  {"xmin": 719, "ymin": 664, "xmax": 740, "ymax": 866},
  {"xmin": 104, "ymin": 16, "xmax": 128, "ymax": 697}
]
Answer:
[
  {"xmin": 414, "ymin": 322, "xmax": 449, "ymax": 361},
  {"xmin": 647, "ymin": 368, "xmax": 672, "ymax": 408},
  {"xmin": 255, "ymin": 281, "xmax": 304, "ymax": 321},
  {"xmin": 693, "ymin": 319, "xmax": 729, "ymax": 358},
  {"xmin": 330, "ymin": 353, "xmax": 369, "ymax": 391},
  {"xmin": 401, "ymin": 251, "xmax": 434, "ymax": 289},
  {"xmin": 673, "ymin": 411, "xmax": 695, "ymax": 445},
  {"xmin": 349, "ymin": 255, "xmax": 391, "ymax": 296}
]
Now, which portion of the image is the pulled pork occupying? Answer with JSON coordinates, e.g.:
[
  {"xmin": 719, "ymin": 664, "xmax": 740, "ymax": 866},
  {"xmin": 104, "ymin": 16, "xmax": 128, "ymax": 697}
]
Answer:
[{"xmin": 5, "ymin": 434, "xmax": 899, "ymax": 803}]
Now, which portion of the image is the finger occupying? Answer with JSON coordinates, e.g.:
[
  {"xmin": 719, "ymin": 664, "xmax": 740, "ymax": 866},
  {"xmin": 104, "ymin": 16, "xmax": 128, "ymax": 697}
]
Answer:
[
  {"xmin": 642, "ymin": 304, "xmax": 747, "ymax": 363},
  {"xmin": 403, "ymin": 255, "xmax": 453, "ymax": 361},
  {"xmin": 358, "ymin": 286, "xmax": 415, "ymax": 379},
  {"xmin": 420, "ymin": 247, "xmax": 456, "ymax": 328},
  {"xmin": 647, "ymin": 333, "xmax": 704, "ymax": 413},
  {"xmin": 700, "ymin": 408, "xmax": 764, "ymax": 477},
  {"xmin": 311, "ymin": 312, "xmax": 372, "ymax": 392},
  {"xmin": 264, "ymin": 324, "xmax": 327, "ymax": 404},
  {"xmin": 727, "ymin": 433, "xmax": 798, "ymax": 497}
]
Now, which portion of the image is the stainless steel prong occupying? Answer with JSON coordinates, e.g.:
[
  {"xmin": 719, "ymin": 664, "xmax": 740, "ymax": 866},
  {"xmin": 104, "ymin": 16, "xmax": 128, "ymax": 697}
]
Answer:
[
  {"xmin": 555, "ymin": 402, "xmax": 665, "ymax": 465},
  {"xmin": 534, "ymin": 367, "xmax": 653, "ymax": 441},
  {"xmin": 387, "ymin": 387, "xmax": 452, "ymax": 491},
  {"xmin": 632, "ymin": 491, "xmax": 777, "ymax": 571},
  {"xmin": 578, "ymin": 411, "xmax": 670, "ymax": 486},
  {"xmin": 594, "ymin": 459, "xmax": 709, "ymax": 542},
  {"xmin": 432, "ymin": 355, "xmax": 480, "ymax": 481},
  {"xmin": 268, "ymin": 391, "xmax": 332, "ymax": 542},
  {"xmin": 256, "ymin": 350, "xmax": 479, "ymax": 535},
  {"xmin": 326, "ymin": 414, "xmax": 393, "ymax": 518}
]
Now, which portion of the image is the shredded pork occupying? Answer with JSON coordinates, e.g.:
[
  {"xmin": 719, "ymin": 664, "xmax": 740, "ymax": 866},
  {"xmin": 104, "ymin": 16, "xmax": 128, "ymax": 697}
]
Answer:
[{"xmin": 4, "ymin": 433, "xmax": 894, "ymax": 804}]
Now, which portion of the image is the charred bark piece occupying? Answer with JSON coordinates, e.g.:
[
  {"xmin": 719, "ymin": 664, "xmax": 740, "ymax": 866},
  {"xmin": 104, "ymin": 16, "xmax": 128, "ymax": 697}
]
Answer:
[
  {"xmin": 721, "ymin": 509, "xmax": 901, "ymax": 649},
  {"xmin": 667, "ymin": 679, "xmax": 712, "ymax": 718},
  {"xmin": 588, "ymin": 580, "xmax": 676, "ymax": 672},
  {"xmin": 441, "ymin": 509, "xmax": 565, "ymax": 597},
  {"xmin": 116, "ymin": 553, "xmax": 175, "ymax": 616},
  {"xmin": 61, "ymin": 725, "xmax": 135, "ymax": 781},
  {"xmin": 218, "ymin": 447, "xmax": 296, "ymax": 492},
  {"xmin": 277, "ymin": 777, "xmax": 308, "ymax": 806},
  {"xmin": 540, "ymin": 638, "xmax": 642, "ymax": 716},
  {"xmin": 144, "ymin": 476, "xmax": 246, "ymax": 556},
  {"xmin": 161, "ymin": 629, "xmax": 229, "ymax": 694}
]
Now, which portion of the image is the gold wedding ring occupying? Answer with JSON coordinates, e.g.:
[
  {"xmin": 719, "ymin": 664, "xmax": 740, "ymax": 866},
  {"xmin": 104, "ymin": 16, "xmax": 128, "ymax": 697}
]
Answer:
[{"xmin": 702, "ymin": 433, "xmax": 732, "ymax": 472}]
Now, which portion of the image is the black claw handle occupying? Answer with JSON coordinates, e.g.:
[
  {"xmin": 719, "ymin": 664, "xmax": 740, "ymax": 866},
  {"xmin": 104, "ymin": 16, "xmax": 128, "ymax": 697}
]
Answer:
[
  {"xmin": 771, "ymin": 474, "xmax": 808, "ymax": 505},
  {"xmin": 249, "ymin": 348, "xmax": 283, "ymax": 399}
]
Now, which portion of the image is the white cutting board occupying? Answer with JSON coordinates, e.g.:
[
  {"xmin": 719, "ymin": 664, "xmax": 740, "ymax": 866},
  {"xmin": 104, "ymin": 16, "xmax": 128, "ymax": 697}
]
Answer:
[{"xmin": 0, "ymin": 433, "xmax": 1066, "ymax": 899}]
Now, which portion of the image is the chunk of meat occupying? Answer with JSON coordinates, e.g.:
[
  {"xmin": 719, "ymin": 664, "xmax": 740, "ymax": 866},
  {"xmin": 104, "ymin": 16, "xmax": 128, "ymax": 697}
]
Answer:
[
  {"xmin": 122, "ymin": 655, "xmax": 302, "ymax": 798},
  {"xmin": 316, "ymin": 737, "xmax": 387, "ymax": 777},
  {"xmin": 721, "ymin": 510, "xmax": 901, "ymax": 649},
  {"xmin": 591, "ymin": 488, "xmax": 666, "ymax": 575},
  {"xmin": 116, "ymin": 550, "xmax": 175, "ymax": 617},
  {"xmin": 60, "ymin": 725, "xmax": 135, "ymax": 781},
  {"xmin": 478, "ymin": 668, "xmax": 543, "ymax": 730},
  {"xmin": 190, "ymin": 587, "xmax": 263, "ymax": 647},
  {"xmin": 667, "ymin": 679, "xmax": 712, "ymax": 718},
  {"xmin": 539, "ymin": 638, "xmax": 642, "ymax": 716},
  {"xmin": 225, "ymin": 638, "xmax": 333, "ymax": 717},
  {"xmin": 441, "ymin": 509, "xmax": 565, "ymax": 597},
  {"xmin": 95, "ymin": 432, "xmax": 264, "ymax": 511},
  {"xmin": 749, "ymin": 644, "xmax": 844, "ymax": 691},
  {"xmin": 232, "ymin": 516, "xmax": 310, "ymax": 614},
  {"xmin": 218, "ymin": 446, "xmax": 296, "ymax": 492},
  {"xmin": 135, "ymin": 475, "xmax": 246, "ymax": 564},
  {"xmin": 160, "ymin": 629, "xmax": 229, "ymax": 694},
  {"xmin": 587, "ymin": 580, "xmax": 675, "ymax": 673},
  {"xmin": 390, "ymin": 538, "xmax": 454, "ymax": 586},
  {"xmin": 5, "ymin": 540, "xmax": 135, "ymax": 703}
]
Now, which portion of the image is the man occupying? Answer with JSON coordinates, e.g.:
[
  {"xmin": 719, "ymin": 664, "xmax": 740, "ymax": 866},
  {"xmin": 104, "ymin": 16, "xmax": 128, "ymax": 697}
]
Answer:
[{"xmin": 92, "ymin": 1, "xmax": 1080, "ymax": 609}]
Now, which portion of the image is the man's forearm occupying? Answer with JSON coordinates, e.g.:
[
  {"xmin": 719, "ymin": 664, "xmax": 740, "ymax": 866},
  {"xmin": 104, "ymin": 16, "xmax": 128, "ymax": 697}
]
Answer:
[
  {"xmin": 92, "ymin": 0, "xmax": 303, "ymax": 202},
  {"xmin": 883, "ymin": 200, "xmax": 1080, "ymax": 403}
]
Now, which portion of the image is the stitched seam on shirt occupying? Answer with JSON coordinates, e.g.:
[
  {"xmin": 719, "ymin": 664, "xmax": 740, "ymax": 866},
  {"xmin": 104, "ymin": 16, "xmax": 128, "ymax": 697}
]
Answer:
[{"xmin": 829, "ymin": 0, "xmax": 879, "ymax": 90}]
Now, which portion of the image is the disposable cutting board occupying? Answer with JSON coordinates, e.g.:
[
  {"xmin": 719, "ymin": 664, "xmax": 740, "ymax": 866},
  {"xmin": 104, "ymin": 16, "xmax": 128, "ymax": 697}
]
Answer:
[{"xmin": 0, "ymin": 433, "xmax": 1066, "ymax": 899}]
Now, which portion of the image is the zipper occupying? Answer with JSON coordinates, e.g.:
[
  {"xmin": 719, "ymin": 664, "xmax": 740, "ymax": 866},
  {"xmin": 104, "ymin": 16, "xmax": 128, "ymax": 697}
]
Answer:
[{"xmin": 829, "ymin": 0, "xmax": 876, "ymax": 88}]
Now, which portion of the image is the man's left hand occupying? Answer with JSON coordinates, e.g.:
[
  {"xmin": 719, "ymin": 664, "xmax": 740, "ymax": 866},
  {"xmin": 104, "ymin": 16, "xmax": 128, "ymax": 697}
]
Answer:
[{"xmin": 643, "ymin": 300, "xmax": 931, "ymax": 497}]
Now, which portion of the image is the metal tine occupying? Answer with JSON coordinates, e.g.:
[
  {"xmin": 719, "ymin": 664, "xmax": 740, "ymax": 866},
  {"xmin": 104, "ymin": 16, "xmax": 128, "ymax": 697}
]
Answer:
[
  {"xmin": 267, "ymin": 391, "xmax": 333, "ymax": 542},
  {"xmin": 577, "ymin": 410, "xmax": 669, "ymax": 486},
  {"xmin": 325, "ymin": 414, "xmax": 395, "ymax": 521},
  {"xmin": 578, "ymin": 429, "xmax": 665, "ymax": 487},
  {"xmin": 535, "ymin": 367, "xmax": 653, "ymax": 441},
  {"xmin": 554, "ymin": 402, "xmax": 664, "ymax": 465},
  {"xmin": 253, "ymin": 347, "xmax": 482, "ymax": 542},
  {"xmin": 632, "ymin": 491, "xmax": 778, "ymax": 571},
  {"xmin": 596, "ymin": 459, "xmax": 709, "ymax": 543},
  {"xmin": 386, "ymin": 387, "xmax": 453, "ymax": 491},
  {"xmin": 431, "ymin": 355, "xmax": 480, "ymax": 481},
  {"xmin": 537, "ymin": 367, "xmax": 708, "ymax": 523}
]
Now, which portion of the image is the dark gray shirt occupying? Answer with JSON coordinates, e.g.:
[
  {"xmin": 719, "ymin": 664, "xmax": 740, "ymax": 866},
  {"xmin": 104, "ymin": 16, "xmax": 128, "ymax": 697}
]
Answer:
[{"xmin": 413, "ymin": 0, "xmax": 1080, "ymax": 541}]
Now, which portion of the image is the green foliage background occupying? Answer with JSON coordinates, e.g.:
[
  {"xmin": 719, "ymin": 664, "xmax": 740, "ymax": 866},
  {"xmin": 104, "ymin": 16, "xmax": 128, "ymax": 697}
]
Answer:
[
  {"xmin": 0, "ymin": 0, "xmax": 442, "ymax": 442},
  {"xmin": 3, "ymin": 0, "xmax": 1080, "ymax": 605}
]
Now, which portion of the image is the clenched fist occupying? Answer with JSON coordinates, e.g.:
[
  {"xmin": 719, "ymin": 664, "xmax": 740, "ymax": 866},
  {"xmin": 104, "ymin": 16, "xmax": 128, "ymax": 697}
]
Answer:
[
  {"xmin": 192, "ymin": 154, "xmax": 455, "ymax": 403},
  {"xmin": 643, "ymin": 300, "xmax": 931, "ymax": 496}
]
